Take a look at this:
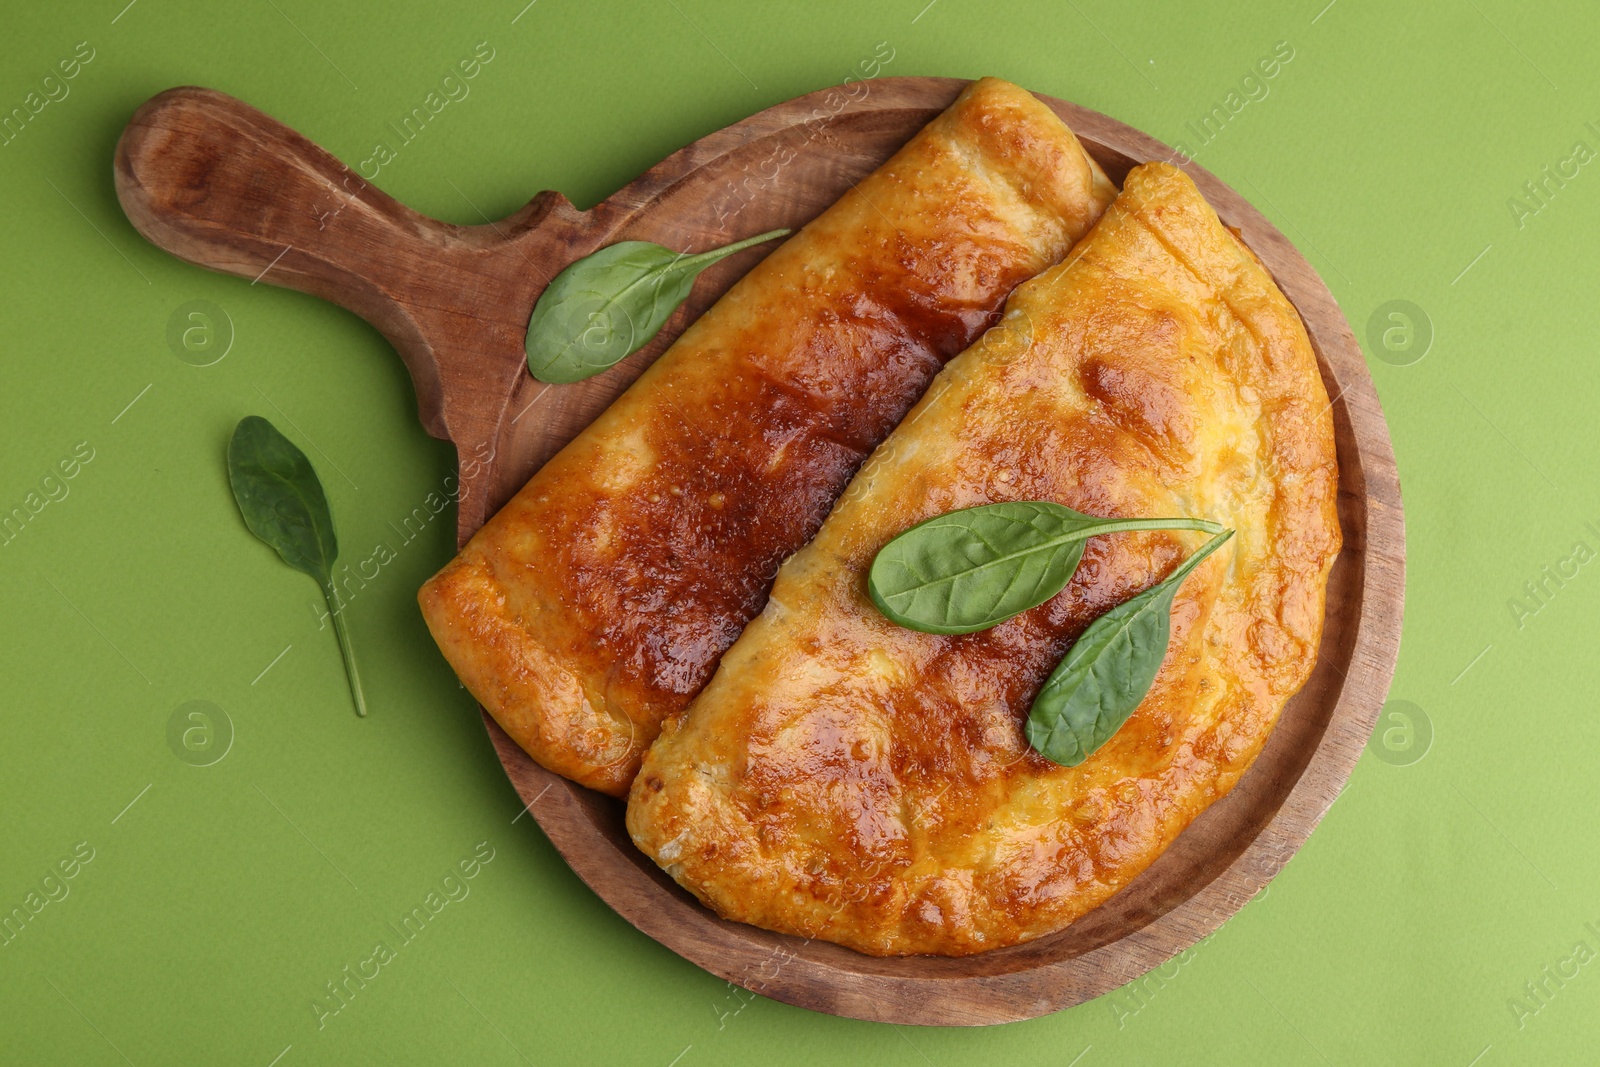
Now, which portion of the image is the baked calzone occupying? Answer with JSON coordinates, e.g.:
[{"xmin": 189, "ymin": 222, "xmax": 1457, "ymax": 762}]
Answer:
[
  {"xmin": 627, "ymin": 163, "xmax": 1341, "ymax": 955},
  {"xmin": 419, "ymin": 78, "xmax": 1116, "ymax": 794}
]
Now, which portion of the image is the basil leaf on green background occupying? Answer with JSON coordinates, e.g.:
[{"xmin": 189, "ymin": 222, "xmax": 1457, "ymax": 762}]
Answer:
[
  {"xmin": 525, "ymin": 227, "xmax": 790, "ymax": 384},
  {"xmin": 227, "ymin": 415, "xmax": 368, "ymax": 718},
  {"xmin": 868, "ymin": 501, "xmax": 1225, "ymax": 634},
  {"xmin": 1025, "ymin": 528, "xmax": 1234, "ymax": 767}
]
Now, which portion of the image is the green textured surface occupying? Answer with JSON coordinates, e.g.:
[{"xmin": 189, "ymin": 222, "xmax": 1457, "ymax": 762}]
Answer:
[{"xmin": 1, "ymin": 1, "xmax": 1593, "ymax": 1063}]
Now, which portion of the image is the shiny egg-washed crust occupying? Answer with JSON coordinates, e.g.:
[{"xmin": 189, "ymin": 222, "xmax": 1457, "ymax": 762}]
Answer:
[
  {"xmin": 627, "ymin": 163, "xmax": 1342, "ymax": 956},
  {"xmin": 419, "ymin": 78, "xmax": 1116, "ymax": 796}
]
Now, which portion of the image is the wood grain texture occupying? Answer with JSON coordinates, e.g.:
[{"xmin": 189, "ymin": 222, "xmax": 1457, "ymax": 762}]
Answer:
[{"xmin": 114, "ymin": 76, "xmax": 1404, "ymax": 1025}]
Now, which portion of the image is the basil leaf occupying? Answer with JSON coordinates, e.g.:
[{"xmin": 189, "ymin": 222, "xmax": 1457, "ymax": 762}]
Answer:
[
  {"xmin": 526, "ymin": 227, "xmax": 790, "ymax": 384},
  {"xmin": 227, "ymin": 415, "xmax": 367, "ymax": 718},
  {"xmin": 868, "ymin": 501, "xmax": 1225, "ymax": 634},
  {"xmin": 1025, "ymin": 529, "xmax": 1233, "ymax": 766}
]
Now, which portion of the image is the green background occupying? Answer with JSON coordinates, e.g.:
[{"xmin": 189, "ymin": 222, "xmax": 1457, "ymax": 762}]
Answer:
[{"xmin": 1, "ymin": 0, "xmax": 1593, "ymax": 1063}]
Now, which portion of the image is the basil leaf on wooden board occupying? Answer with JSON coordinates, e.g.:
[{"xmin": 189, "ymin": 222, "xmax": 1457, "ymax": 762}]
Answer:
[
  {"xmin": 227, "ymin": 415, "xmax": 368, "ymax": 718},
  {"xmin": 867, "ymin": 501, "xmax": 1226, "ymax": 635},
  {"xmin": 1025, "ymin": 529, "xmax": 1234, "ymax": 767},
  {"xmin": 525, "ymin": 227, "xmax": 791, "ymax": 384}
]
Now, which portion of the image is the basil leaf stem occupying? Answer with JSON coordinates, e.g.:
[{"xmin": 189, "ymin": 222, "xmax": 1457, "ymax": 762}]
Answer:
[
  {"xmin": 1025, "ymin": 529, "xmax": 1233, "ymax": 766},
  {"xmin": 868, "ymin": 501, "xmax": 1225, "ymax": 634},
  {"xmin": 227, "ymin": 415, "xmax": 368, "ymax": 717},
  {"xmin": 525, "ymin": 227, "xmax": 791, "ymax": 384}
]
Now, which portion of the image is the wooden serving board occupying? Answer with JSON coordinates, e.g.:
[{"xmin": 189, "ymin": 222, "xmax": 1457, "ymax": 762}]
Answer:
[{"xmin": 114, "ymin": 77, "xmax": 1404, "ymax": 1026}]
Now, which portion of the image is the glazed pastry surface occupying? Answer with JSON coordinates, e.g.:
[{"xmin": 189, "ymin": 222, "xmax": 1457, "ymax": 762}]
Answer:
[
  {"xmin": 627, "ymin": 163, "xmax": 1341, "ymax": 955},
  {"xmin": 419, "ymin": 78, "xmax": 1116, "ymax": 795}
]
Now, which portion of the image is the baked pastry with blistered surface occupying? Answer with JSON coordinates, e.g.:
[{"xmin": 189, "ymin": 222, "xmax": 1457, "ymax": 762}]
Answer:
[
  {"xmin": 627, "ymin": 162, "xmax": 1341, "ymax": 956},
  {"xmin": 419, "ymin": 78, "xmax": 1116, "ymax": 795}
]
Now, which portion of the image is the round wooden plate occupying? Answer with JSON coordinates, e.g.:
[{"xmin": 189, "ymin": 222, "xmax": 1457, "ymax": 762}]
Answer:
[{"xmin": 114, "ymin": 76, "xmax": 1403, "ymax": 1026}]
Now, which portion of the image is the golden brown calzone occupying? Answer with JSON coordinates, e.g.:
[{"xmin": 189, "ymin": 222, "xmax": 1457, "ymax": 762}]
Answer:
[
  {"xmin": 419, "ymin": 79, "xmax": 1116, "ymax": 795},
  {"xmin": 627, "ymin": 163, "xmax": 1341, "ymax": 956}
]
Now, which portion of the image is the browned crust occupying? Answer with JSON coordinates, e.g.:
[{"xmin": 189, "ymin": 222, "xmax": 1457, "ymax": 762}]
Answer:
[
  {"xmin": 419, "ymin": 78, "xmax": 1116, "ymax": 795},
  {"xmin": 626, "ymin": 163, "xmax": 1342, "ymax": 955}
]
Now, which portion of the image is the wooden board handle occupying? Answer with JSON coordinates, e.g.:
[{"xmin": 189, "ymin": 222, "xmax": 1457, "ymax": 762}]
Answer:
[{"xmin": 114, "ymin": 86, "xmax": 578, "ymax": 447}]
